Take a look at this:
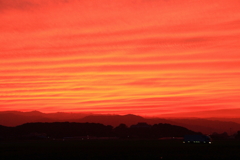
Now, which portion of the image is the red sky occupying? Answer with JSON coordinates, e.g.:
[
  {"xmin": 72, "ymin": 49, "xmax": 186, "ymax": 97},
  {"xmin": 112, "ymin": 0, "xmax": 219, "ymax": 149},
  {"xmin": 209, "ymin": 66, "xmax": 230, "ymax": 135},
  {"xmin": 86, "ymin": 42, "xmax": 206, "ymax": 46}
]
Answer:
[{"xmin": 1, "ymin": 0, "xmax": 240, "ymax": 117}]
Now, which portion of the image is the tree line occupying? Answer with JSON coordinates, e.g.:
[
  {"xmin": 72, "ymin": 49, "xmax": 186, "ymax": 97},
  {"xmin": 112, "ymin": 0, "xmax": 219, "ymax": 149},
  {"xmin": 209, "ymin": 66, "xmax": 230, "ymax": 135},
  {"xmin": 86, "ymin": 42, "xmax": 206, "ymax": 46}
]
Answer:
[{"xmin": 0, "ymin": 122, "xmax": 203, "ymax": 140}]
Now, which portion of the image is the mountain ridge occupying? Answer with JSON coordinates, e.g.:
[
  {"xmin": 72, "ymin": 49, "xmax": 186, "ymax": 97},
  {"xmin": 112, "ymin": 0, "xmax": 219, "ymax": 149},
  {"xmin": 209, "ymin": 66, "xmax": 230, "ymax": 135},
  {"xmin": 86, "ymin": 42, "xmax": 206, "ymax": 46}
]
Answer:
[{"xmin": 1, "ymin": 111, "xmax": 240, "ymax": 135}]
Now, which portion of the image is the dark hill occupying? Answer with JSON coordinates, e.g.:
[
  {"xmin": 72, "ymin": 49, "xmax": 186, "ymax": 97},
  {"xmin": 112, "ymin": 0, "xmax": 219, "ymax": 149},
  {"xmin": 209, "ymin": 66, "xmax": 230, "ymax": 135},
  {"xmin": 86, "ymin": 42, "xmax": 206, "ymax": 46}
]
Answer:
[
  {"xmin": 0, "ymin": 111, "xmax": 89, "ymax": 126},
  {"xmin": 1, "ymin": 111, "xmax": 240, "ymax": 134},
  {"xmin": 0, "ymin": 122, "xmax": 200, "ymax": 139},
  {"xmin": 79, "ymin": 114, "xmax": 146, "ymax": 126},
  {"xmin": 169, "ymin": 118, "xmax": 240, "ymax": 135}
]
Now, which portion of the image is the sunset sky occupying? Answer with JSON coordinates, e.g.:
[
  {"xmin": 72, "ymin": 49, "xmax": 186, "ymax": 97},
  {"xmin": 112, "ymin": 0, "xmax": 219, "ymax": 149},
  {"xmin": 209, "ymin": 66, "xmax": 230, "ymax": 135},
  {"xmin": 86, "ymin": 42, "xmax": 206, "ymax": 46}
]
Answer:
[{"xmin": 1, "ymin": 0, "xmax": 240, "ymax": 117}]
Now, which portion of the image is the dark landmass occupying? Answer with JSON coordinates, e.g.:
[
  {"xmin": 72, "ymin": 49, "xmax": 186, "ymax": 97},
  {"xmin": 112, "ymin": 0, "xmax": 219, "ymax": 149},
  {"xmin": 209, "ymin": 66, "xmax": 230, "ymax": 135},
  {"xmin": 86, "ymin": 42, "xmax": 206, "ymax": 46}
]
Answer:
[
  {"xmin": 0, "ymin": 111, "xmax": 89, "ymax": 126},
  {"xmin": 79, "ymin": 114, "xmax": 146, "ymax": 126},
  {"xmin": 0, "ymin": 140, "xmax": 240, "ymax": 160},
  {"xmin": 1, "ymin": 139, "xmax": 240, "ymax": 160},
  {"xmin": 1, "ymin": 111, "xmax": 240, "ymax": 134},
  {"xmin": 1, "ymin": 116, "xmax": 240, "ymax": 160},
  {"xmin": 167, "ymin": 118, "xmax": 240, "ymax": 135},
  {"xmin": 78, "ymin": 115, "xmax": 240, "ymax": 134},
  {"xmin": 0, "ymin": 122, "xmax": 200, "ymax": 140},
  {"xmin": 158, "ymin": 108, "xmax": 240, "ymax": 119}
]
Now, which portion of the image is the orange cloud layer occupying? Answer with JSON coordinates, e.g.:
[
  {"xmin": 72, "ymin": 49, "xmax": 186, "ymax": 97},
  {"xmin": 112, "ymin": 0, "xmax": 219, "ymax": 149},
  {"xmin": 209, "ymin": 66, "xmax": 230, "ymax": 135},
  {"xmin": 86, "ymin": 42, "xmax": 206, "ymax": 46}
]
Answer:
[{"xmin": 1, "ymin": 0, "xmax": 240, "ymax": 117}]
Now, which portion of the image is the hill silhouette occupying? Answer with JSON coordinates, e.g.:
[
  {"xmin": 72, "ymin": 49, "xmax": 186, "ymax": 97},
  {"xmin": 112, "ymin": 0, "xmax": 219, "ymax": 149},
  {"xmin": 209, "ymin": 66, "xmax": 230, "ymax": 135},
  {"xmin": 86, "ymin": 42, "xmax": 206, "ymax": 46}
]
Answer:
[
  {"xmin": 1, "ymin": 111, "xmax": 240, "ymax": 134},
  {"xmin": 0, "ymin": 122, "xmax": 200, "ymax": 140},
  {"xmin": 77, "ymin": 114, "xmax": 240, "ymax": 135},
  {"xmin": 168, "ymin": 118, "xmax": 240, "ymax": 135},
  {"xmin": 79, "ymin": 114, "xmax": 146, "ymax": 126},
  {"xmin": 0, "ymin": 111, "xmax": 90, "ymax": 126}
]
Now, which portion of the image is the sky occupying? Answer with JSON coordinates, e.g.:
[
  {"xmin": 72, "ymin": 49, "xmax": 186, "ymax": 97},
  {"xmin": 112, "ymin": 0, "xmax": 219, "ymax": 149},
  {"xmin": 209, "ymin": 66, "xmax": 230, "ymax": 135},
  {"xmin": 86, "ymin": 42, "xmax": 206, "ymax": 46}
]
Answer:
[{"xmin": 1, "ymin": 0, "xmax": 240, "ymax": 117}]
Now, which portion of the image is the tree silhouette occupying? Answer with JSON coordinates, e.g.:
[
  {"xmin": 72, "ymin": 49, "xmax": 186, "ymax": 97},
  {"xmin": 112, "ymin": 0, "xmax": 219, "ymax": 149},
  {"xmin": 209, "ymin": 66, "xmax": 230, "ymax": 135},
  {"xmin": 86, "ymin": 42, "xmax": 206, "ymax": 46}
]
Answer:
[
  {"xmin": 114, "ymin": 123, "xmax": 129, "ymax": 138},
  {"xmin": 0, "ymin": 122, "xmax": 201, "ymax": 140},
  {"xmin": 235, "ymin": 131, "xmax": 240, "ymax": 139}
]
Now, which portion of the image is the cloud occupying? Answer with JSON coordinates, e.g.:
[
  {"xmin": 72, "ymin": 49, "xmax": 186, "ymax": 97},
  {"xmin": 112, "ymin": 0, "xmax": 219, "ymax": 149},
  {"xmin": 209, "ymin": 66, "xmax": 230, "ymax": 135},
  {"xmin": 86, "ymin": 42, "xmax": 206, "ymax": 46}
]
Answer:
[
  {"xmin": 0, "ymin": 0, "xmax": 71, "ymax": 11},
  {"xmin": 0, "ymin": 0, "xmax": 240, "ymax": 116},
  {"xmin": 0, "ymin": 0, "xmax": 39, "ymax": 11}
]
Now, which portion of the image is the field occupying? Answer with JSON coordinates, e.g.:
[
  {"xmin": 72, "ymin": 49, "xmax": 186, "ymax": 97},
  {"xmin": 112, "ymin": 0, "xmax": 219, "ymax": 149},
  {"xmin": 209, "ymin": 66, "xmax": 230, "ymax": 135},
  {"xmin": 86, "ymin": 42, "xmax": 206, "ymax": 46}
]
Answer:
[{"xmin": 1, "ymin": 139, "xmax": 240, "ymax": 160}]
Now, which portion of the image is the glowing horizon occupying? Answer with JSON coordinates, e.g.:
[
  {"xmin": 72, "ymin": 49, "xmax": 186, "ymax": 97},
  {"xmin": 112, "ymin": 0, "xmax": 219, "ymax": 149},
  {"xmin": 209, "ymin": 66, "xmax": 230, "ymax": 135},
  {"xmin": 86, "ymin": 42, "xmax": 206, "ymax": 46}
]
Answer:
[{"xmin": 1, "ymin": 0, "xmax": 240, "ymax": 117}]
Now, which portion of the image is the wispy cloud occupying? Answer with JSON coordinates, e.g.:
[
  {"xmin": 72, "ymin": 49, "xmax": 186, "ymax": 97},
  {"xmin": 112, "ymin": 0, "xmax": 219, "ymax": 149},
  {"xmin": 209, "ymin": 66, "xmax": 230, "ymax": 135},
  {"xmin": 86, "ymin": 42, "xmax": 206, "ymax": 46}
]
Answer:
[{"xmin": 1, "ymin": 0, "xmax": 240, "ymax": 117}]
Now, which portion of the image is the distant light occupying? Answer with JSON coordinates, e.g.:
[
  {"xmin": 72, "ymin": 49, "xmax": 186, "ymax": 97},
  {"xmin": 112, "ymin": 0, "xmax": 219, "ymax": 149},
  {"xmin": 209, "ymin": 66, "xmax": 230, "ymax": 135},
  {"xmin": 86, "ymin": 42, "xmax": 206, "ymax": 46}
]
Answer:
[{"xmin": 209, "ymin": 142, "xmax": 212, "ymax": 144}]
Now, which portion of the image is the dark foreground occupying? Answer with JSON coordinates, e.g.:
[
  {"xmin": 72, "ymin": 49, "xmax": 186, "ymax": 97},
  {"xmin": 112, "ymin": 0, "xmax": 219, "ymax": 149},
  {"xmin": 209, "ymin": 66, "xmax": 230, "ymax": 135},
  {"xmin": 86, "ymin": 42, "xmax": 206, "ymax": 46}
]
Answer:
[{"xmin": 1, "ymin": 139, "xmax": 240, "ymax": 160}]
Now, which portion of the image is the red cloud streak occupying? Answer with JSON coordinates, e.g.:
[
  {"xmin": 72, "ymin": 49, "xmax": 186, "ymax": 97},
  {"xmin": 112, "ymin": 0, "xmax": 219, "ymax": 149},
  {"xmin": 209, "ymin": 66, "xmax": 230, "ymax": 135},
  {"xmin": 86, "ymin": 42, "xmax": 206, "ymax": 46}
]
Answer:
[{"xmin": 1, "ymin": 0, "xmax": 240, "ymax": 118}]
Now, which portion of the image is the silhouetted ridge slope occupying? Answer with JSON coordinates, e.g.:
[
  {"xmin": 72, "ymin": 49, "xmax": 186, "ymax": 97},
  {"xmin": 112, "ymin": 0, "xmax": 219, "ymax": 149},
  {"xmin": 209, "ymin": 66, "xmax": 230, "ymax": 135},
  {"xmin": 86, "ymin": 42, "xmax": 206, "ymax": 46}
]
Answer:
[
  {"xmin": 1, "ymin": 111, "xmax": 240, "ymax": 134},
  {"xmin": 169, "ymin": 118, "xmax": 240, "ymax": 134},
  {"xmin": 152, "ymin": 123, "xmax": 198, "ymax": 137},
  {"xmin": 14, "ymin": 122, "xmax": 113, "ymax": 138},
  {"xmin": 0, "ymin": 113, "xmax": 38, "ymax": 127},
  {"xmin": 0, "ymin": 111, "xmax": 90, "ymax": 126},
  {"xmin": 80, "ymin": 114, "xmax": 145, "ymax": 126},
  {"xmin": 0, "ymin": 122, "xmax": 200, "ymax": 139},
  {"xmin": 127, "ymin": 123, "xmax": 200, "ymax": 139}
]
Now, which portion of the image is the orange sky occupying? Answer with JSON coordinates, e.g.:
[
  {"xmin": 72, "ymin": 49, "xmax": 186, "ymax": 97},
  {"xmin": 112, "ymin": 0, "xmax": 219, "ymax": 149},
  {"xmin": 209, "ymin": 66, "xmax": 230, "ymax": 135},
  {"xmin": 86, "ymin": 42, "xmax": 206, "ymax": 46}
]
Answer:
[{"xmin": 1, "ymin": 0, "xmax": 240, "ymax": 117}]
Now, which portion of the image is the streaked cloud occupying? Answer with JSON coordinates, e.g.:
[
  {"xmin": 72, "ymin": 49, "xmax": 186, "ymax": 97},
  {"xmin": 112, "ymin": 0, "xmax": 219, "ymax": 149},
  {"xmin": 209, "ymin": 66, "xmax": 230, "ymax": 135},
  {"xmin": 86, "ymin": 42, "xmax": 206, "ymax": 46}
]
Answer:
[{"xmin": 1, "ymin": 0, "xmax": 240, "ymax": 117}]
